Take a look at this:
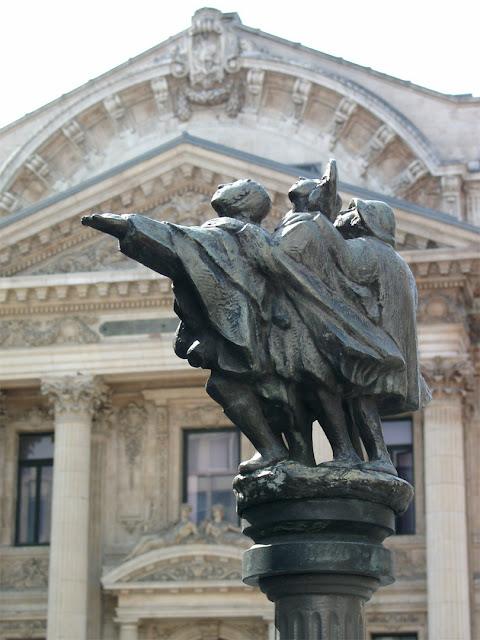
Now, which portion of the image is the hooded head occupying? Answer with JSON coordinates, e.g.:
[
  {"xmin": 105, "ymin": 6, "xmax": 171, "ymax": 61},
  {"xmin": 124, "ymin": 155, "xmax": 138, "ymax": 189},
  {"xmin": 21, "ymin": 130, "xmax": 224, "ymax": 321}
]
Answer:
[
  {"xmin": 211, "ymin": 179, "xmax": 272, "ymax": 224},
  {"xmin": 288, "ymin": 177, "xmax": 321, "ymax": 212},
  {"xmin": 335, "ymin": 198, "xmax": 396, "ymax": 247}
]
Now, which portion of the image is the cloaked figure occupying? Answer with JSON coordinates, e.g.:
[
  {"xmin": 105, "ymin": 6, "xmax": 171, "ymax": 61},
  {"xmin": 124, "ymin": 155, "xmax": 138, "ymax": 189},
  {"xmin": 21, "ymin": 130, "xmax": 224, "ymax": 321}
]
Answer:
[{"xmin": 82, "ymin": 162, "xmax": 429, "ymax": 475}]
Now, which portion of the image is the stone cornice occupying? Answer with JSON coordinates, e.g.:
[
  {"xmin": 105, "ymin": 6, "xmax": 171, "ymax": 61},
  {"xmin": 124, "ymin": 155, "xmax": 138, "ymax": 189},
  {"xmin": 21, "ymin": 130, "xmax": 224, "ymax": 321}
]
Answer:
[
  {"xmin": 0, "ymin": 270, "xmax": 174, "ymax": 317},
  {"xmin": 1, "ymin": 248, "xmax": 478, "ymax": 319}
]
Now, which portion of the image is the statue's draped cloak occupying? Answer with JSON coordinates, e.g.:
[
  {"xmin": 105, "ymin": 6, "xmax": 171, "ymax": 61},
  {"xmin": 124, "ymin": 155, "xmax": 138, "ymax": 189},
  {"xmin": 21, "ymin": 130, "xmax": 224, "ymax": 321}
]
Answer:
[{"xmin": 119, "ymin": 213, "xmax": 429, "ymax": 415}]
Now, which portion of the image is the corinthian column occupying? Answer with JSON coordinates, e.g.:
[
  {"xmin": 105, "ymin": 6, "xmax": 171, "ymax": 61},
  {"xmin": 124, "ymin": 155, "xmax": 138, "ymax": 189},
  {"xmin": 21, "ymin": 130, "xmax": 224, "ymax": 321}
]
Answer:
[
  {"xmin": 422, "ymin": 358, "xmax": 472, "ymax": 640},
  {"xmin": 41, "ymin": 375, "xmax": 107, "ymax": 640}
]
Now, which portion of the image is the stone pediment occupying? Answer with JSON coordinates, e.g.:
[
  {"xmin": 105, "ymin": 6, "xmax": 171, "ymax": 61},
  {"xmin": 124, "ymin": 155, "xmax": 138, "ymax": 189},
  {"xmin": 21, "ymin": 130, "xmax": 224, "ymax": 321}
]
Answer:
[
  {"xmin": 102, "ymin": 544, "xmax": 243, "ymax": 590},
  {"xmin": 2, "ymin": 138, "xmax": 479, "ymax": 282}
]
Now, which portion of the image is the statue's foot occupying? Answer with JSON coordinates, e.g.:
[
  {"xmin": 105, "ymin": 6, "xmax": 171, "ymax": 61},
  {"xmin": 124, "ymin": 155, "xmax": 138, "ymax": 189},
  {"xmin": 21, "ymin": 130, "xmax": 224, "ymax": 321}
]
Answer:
[
  {"xmin": 360, "ymin": 459, "xmax": 398, "ymax": 477},
  {"xmin": 318, "ymin": 455, "xmax": 362, "ymax": 470},
  {"xmin": 238, "ymin": 450, "xmax": 288, "ymax": 474},
  {"xmin": 81, "ymin": 213, "xmax": 130, "ymax": 240}
]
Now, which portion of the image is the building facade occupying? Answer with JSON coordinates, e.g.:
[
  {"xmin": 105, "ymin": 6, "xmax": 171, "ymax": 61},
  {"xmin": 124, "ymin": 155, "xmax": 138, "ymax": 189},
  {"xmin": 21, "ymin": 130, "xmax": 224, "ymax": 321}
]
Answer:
[{"xmin": 0, "ymin": 8, "xmax": 479, "ymax": 640}]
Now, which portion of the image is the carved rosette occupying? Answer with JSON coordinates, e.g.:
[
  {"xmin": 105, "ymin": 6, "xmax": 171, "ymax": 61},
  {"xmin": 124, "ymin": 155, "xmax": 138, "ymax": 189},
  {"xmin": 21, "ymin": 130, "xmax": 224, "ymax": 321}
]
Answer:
[{"xmin": 41, "ymin": 375, "xmax": 108, "ymax": 419}]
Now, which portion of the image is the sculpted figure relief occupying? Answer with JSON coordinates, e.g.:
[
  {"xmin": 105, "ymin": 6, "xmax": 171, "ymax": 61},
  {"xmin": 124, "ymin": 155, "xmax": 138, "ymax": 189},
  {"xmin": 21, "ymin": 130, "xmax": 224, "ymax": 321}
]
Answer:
[{"xmin": 83, "ymin": 160, "xmax": 430, "ymax": 476}]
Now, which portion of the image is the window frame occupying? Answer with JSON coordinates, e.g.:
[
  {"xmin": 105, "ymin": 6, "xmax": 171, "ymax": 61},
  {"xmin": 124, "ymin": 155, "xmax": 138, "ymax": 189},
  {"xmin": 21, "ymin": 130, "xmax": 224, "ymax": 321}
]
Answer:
[
  {"xmin": 15, "ymin": 431, "xmax": 54, "ymax": 547},
  {"xmin": 182, "ymin": 426, "xmax": 240, "ymax": 526}
]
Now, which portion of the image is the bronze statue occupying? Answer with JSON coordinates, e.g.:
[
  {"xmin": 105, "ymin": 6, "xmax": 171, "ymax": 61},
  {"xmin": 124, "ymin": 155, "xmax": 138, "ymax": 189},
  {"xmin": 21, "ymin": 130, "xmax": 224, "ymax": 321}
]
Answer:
[{"xmin": 82, "ymin": 161, "xmax": 429, "ymax": 475}]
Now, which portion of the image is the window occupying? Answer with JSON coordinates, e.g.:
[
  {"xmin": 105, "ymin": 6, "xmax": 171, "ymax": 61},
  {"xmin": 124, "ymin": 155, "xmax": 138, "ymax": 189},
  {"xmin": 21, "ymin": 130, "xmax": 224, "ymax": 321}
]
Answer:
[
  {"xmin": 382, "ymin": 418, "xmax": 414, "ymax": 534},
  {"xmin": 184, "ymin": 428, "xmax": 239, "ymax": 525},
  {"xmin": 16, "ymin": 433, "xmax": 54, "ymax": 545},
  {"xmin": 372, "ymin": 634, "xmax": 417, "ymax": 640}
]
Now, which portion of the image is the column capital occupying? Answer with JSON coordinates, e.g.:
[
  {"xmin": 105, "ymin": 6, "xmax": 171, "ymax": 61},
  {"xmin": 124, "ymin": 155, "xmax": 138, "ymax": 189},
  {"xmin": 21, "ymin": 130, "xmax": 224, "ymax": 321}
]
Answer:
[
  {"xmin": 421, "ymin": 356, "xmax": 475, "ymax": 403},
  {"xmin": 41, "ymin": 374, "xmax": 108, "ymax": 418}
]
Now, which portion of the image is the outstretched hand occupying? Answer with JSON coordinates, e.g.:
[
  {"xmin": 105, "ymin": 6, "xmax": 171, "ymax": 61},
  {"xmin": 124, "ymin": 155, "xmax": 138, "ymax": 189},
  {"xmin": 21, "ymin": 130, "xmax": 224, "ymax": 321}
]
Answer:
[{"xmin": 81, "ymin": 213, "xmax": 130, "ymax": 240}]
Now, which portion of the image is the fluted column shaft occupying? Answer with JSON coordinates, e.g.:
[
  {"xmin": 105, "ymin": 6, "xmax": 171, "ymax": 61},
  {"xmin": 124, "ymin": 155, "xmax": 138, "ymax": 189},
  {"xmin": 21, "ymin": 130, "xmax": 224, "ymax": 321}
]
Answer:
[
  {"xmin": 42, "ymin": 375, "xmax": 105, "ymax": 640},
  {"xmin": 118, "ymin": 622, "xmax": 139, "ymax": 640},
  {"xmin": 424, "ymin": 387, "xmax": 471, "ymax": 640}
]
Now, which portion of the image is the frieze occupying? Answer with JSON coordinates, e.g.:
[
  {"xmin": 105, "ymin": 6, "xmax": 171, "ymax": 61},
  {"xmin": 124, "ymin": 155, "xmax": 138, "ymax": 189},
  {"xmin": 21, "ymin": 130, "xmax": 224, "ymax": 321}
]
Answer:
[
  {"xmin": 170, "ymin": 403, "xmax": 229, "ymax": 427},
  {"xmin": 417, "ymin": 293, "xmax": 467, "ymax": 325},
  {"xmin": 1, "ymin": 556, "xmax": 48, "ymax": 589},
  {"xmin": 367, "ymin": 611, "xmax": 425, "ymax": 628},
  {"xmin": 135, "ymin": 556, "xmax": 242, "ymax": 582},
  {"xmin": 0, "ymin": 619, "xmax": 47, "ymax": 637},
  {"xmin": 6, "ymin": 405, "xmax": 52, "ymax": 425},
  {"xmin": 33, "ymin": 236, "xmax": 133, "ymax": 274},
  {"xmin": 0, "ymin": 316, "xmax": 99, "ymax": 347}
]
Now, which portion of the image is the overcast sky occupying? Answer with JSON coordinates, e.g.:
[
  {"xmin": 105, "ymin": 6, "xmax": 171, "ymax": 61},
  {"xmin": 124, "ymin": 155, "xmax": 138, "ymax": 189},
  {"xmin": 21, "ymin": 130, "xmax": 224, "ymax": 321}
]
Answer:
[{"xmin": 1, "ymin": 0, "xmax": 478, "ymax": 130}]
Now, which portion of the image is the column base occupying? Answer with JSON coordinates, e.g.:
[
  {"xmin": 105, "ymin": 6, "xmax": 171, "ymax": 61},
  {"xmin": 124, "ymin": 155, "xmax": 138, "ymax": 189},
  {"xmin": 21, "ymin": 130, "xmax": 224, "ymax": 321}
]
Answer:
[{"xmin": 234, "ymin": 461, "xmax": 413, "ymax": 640}]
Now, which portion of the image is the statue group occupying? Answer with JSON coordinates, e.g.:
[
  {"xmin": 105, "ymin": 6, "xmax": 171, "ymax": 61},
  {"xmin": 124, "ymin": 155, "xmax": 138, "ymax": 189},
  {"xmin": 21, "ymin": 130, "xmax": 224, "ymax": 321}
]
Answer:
[{"xmin": 83, "ymin": 160, "xmax": 430, "ymax": 477}]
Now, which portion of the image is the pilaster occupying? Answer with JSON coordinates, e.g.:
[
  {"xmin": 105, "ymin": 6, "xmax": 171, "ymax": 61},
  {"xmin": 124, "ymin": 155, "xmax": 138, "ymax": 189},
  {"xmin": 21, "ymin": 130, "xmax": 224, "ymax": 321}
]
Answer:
[
  {"xmin": 41, "ymin": 375, "xmax": 107, "ymax": 640},
  {"xmin": 422, "ymin": 358, "xmax": 473, "ymax": 640}
]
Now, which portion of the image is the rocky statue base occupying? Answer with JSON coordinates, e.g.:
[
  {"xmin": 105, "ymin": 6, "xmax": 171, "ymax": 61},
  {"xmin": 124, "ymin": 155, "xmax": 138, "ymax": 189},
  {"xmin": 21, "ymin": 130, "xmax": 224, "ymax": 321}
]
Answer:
[{"xmin": 234, "ymin": 462, "xmax": 413, "ymax": 640}]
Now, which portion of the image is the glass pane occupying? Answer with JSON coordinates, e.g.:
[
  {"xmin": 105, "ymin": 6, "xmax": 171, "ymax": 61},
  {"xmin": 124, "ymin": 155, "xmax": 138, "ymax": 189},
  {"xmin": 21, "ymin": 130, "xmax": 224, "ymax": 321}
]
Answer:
[
  {"xmin": 17, "ymin": 466, "xmax": 37, "ymax": 544},
  {"xmin": 19, "ymin": 433, "xmax": 54, "ymax": 460},
  {"xmin": 372, "ymin": 635, "xmax": 417, "ymax": 640},
  {"xmin": 382, "ymin": 419, "xmax": 412, "ymax": 446},
  {"xmin": 38, "ymin": 465, "xmax": 53, "ymax": 543},
  {"xmin": 186, "ymin": 430, "xmax": 239, "ymax": 524}
]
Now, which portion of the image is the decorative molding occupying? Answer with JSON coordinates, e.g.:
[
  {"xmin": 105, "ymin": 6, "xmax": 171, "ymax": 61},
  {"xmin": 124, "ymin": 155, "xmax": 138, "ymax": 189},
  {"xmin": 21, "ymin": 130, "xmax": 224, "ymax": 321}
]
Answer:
[
  {"xmin": 367, "ymin": 611, "xmax": 425, "ymax": 628},
  {"xmin": 169, "ymin": 403, "xmax": 228, "ymax": 427},
  {"xmin": 417, "ymin": 293, "xmax": 467, "ymax": 325},
  {"xmin": 290, "ymin": 78, "xmax": 312, "ymax": 123},
  {"xmin": 0, "ymin": 619, "xmax": 47, "ymax": 637},
  {"xmin": 394, "ymin": 159, "xmax": 428, "ymax": 198},
  {"xmin": 421, "ymin": 356, "xmax": 475, "ymax": 402},
  {"xmin": 171, "ymin": 8, "xmax": 243, "ymax": 121},
  {"xmin": 118, "ymin": 402, "xmax": 148, "ymax": 468},
  {"xmin": 6, "ymin": 405, "xmax": 52, "ymax": 425},
  {"xmin": 41, "ymin": 375, "xmax": 108, "ymax": 418},
  {"xmin": 329, "ymin": 97, "xmax": 357, "ymax": 149},
  {"xmin": 362, "ymin": 124, "xmax": 396, "ymax": 170},
  {"xmin": 244, "ymin": 69, "xmax": 265, "ymax": 114},
  {"xmin": 33, "ymin": 235, "xmax": 133, "ymax": 274},
  {"xmin": 133, "ymin": 555, "xmax": 242, "ymax": 582},
  {"xmin": 441, "ymin": 174, "xmax": 463, "ymax": 219},
  {"xmin": 1, "ymin": 556, "xmax": 49, "ymax": 589},
  {"xmin": 0, "ymin": 316, "xmax": 99, "ymax": 347}
]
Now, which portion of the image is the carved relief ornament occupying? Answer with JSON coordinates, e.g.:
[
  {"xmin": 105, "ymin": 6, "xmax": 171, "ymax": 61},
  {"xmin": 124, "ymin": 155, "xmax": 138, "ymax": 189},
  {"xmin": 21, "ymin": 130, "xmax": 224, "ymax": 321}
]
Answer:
[
  {"xmin": 171, "ymin": 8, "xmax": 244, "ymax": 121},
  {"xmin": 1, "ymin": 556, "xmax": 48, "ymax": 589},
  {"xmin": 421, "ymin": 356, "xmax": 475, "ymax": 402},
  {"xmin": 41, "ymin": 375, "xmax": 109, "ymax": 418},
  {"xmin": 0, "ymin": 316, "xmax": 99, "ymax": 347}
]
